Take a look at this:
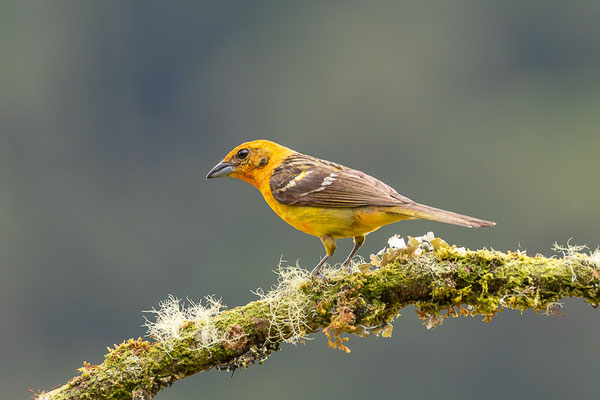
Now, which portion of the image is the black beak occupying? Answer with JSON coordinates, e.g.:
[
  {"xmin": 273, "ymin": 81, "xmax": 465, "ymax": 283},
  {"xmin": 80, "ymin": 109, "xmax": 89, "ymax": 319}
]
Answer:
[{"xmin": 206, "ymin": 161, "xmax": 233, "ymax": 179}]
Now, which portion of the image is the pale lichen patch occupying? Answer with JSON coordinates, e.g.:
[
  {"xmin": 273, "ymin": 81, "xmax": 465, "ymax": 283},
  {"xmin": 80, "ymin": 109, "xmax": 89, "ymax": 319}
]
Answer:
[
  {"xmin": 253, "ymin": 264, "xmax": 312, "ymax": 344},
  {"xmin": 143, "ymin": 295, "xmax": 226, "ymax": 352}
]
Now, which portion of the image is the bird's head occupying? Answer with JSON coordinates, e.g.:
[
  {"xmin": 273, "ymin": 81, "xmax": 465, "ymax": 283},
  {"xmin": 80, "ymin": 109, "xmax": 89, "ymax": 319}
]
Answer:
[{"xmin": 206, "ymin": 139, "xmax": 293, "ymax": 187}]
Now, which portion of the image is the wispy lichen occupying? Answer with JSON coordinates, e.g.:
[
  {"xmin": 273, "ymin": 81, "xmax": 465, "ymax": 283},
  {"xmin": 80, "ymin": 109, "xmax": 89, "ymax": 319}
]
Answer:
[
  {"xmin": 143, "ymin": 295, "xmax": 225, "ymax": 352},
  {"xmin": 252, "ymin": 263, "xmax": 311, "ymax": 344}
]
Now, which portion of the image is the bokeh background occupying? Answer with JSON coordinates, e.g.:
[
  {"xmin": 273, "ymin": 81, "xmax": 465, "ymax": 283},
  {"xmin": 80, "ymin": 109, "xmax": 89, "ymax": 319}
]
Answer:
[{"xmin": 3, "ymin": 1, "xmax": 600, "ymax": 399}]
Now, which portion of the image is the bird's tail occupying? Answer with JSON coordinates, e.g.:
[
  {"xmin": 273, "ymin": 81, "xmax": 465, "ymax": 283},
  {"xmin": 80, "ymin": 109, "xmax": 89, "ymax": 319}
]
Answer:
[{"xmin": 390, "ymin": 203, "xmax": 495, "ymax": 228}]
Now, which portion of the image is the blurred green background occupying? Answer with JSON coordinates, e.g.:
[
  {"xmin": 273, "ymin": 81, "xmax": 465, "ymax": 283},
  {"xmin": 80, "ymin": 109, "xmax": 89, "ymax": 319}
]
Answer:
[{"xmin": 3, "ymin": 1, "xmax": 600, "ymax": 399}]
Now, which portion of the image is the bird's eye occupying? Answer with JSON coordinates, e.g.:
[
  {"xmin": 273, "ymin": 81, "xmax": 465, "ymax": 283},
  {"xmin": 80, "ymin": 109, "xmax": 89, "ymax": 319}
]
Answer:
[{"xmin": 237, "ymin": 149, "xmax": 249, "ymax": 159}]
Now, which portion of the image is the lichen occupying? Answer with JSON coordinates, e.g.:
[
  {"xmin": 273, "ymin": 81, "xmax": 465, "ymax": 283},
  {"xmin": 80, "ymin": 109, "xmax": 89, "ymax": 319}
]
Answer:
[
  {"xmin": 252, "ymin": 263, "xmax": 312, "ymax": 344},
  {"xmin": 142, "ymin": 295, "xmax": 226, "ymax": 353}
]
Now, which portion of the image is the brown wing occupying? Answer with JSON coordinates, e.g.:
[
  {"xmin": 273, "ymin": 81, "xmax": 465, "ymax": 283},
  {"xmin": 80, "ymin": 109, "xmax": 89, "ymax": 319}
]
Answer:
[{"xmin": 269, "ymin": 153, "xmax": 415, "ymax": 207}]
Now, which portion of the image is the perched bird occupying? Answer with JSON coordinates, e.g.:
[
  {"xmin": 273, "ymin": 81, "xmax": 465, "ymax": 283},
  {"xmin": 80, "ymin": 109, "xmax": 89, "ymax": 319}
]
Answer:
[{"xmin": 207, "ymin": 140, "xmax": 494, "ymax": 278}]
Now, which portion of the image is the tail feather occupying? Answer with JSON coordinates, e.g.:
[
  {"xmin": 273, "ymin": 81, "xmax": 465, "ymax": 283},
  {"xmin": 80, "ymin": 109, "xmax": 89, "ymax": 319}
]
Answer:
[{"xmin": 392, "ymin": 203, "xmax": 495, "ymax": 228}]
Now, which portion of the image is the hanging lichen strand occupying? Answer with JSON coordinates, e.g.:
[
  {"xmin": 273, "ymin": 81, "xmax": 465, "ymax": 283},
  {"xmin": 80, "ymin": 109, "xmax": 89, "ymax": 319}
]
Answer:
[{"xmin": 36, "ymin": 234, "xmax": 600, "ymax": 400}]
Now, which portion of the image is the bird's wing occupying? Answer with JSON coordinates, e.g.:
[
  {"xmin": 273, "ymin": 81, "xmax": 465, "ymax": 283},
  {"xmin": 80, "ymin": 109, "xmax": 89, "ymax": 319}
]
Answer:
[{"xmin": 269, "ymin": 153, "xmax": 415, "ymax": 207}]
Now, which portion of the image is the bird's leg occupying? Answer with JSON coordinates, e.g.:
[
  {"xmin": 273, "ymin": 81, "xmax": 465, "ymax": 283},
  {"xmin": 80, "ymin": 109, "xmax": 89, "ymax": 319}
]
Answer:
[
  {"xmin": 342, "ymin": 235, "xmax": 366, "ymax": 273},
  {"xmin": 311, "ymin": 255, "xmax": 330, "ymax": 281},
  {"xmin": 311, "ymin": 236, "xmax": 336, "ymax": 280}
]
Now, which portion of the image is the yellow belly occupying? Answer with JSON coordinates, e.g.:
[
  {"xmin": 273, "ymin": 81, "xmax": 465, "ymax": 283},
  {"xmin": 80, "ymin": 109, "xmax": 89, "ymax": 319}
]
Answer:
[{"xmin": 262, "ymin": 190, "xmax": 410, "ymax": 238}]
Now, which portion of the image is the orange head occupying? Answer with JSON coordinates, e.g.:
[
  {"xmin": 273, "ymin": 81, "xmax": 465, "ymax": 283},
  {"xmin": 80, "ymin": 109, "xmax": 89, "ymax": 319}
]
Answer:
[{"xmin": 206, "ymin": 140, "xmax": 294, "ymax": 187}]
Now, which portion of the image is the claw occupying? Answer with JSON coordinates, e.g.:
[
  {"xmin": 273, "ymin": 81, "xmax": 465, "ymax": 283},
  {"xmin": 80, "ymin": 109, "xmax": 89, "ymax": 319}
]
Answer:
[
  {"xmin": 340, "ymin": 235, "xmax": 365, "ymax": 274},
  {"xmin": 311, "ymin": 273, "xmax": 329, "ymax": 283}
]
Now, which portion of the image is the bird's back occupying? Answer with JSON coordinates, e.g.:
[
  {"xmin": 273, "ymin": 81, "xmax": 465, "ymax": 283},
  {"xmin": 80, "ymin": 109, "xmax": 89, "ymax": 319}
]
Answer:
[
  {"xmin": 269, "ymin": 153, "xmax": 414, "ymax": 208},
  {"xmin": 267, "ymin": 152, "xmax": 494, "ymax": 230}
]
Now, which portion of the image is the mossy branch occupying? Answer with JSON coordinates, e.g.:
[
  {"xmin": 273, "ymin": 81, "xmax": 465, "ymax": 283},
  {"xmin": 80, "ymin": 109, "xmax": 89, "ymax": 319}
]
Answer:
[{"xmin": 36, "ymin": 235, "xmax": 600, "ymax": 400}]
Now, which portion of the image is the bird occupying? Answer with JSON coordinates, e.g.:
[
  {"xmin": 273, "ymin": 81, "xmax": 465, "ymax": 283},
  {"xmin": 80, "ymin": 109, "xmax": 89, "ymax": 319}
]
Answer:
[{"xmin": 207, "ymin": 140, "xmax": 495, "ymax": 279}]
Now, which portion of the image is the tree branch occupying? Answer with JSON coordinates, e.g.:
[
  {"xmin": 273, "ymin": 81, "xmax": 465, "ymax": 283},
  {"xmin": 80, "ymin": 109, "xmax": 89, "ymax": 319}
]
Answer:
[{"xmin": 36, "ymin": 235, "xmax": 600, "ymax": 400}]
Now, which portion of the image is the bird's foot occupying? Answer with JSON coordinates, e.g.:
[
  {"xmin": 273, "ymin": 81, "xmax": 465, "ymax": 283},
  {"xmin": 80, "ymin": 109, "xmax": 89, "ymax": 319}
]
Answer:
[
  {"xmin": 311, "ymin": 272, "xmax": 329, "ymax": 283},
  {"xmin": 342, "ymin": 263, "xmax": 353, "ymax": 274}
]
